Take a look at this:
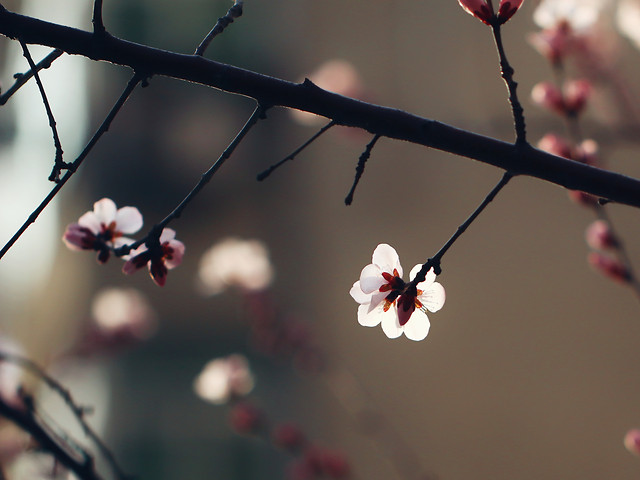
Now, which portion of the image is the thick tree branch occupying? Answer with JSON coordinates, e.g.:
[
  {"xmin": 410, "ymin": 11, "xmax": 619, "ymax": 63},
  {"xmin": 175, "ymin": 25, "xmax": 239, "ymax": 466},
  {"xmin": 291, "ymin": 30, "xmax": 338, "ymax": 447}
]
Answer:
[{"xmin": 1, "ymin": 8, "xmax": 640, "ymax": 207}]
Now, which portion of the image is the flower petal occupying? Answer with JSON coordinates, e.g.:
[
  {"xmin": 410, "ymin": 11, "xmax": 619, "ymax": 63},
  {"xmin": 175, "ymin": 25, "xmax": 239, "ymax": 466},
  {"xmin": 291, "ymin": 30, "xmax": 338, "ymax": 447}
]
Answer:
[
  {"xmin": 164, "ymin": 239, "xmax": 185, "ymax": 269},
  {"xmin": 114, "ymin": 207, "xmax": 143, "ymax": 234},
  {"xmin": 358, "ymin": 297, "xmax": 394, "ymax": 328},
  {"xmin": 371, "ymin": 243, "xmax": 402, "ymax": 277},
  {"xmin": 349, "ymin": 281, "xmax": 370, "ymax": 304},
  {"xmin": 359, "ymin": 264, "xmax": 385, "ymax": 293},
  {"xmin": 380, "ymin": 310, "xmax": 403, "ymax": 339},
  {"xmin": 159, "ymin": 228, "xmax": 177, "ymax": 243},
  {"xmin": 92, "ymin": 198, "xmax": 117, "ymax": 224},
  {"xmin": 402, "ymin": 310, "xmax": 431, "ymax": 341},
  {"xmin": 419, "ymin": 282, "xmax": 446, "ymax": 313},
  {"xmin": 77, "ymin": 211, "xmax": 101, "ymax": 233}
]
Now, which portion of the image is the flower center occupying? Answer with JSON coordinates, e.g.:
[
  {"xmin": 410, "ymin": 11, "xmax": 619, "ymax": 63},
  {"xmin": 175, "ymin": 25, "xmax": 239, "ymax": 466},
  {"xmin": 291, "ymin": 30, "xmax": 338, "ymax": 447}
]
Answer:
[{"xmin": 379, "ymin": 270, "xmax": 425, "ymax": 325}]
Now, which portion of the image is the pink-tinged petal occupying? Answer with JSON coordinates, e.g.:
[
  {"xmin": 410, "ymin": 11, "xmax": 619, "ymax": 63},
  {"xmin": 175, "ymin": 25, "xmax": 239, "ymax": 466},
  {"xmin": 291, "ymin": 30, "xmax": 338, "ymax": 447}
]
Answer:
[
  {"xmin": 402, "ymin": 311, "xmax": 431, "ymax": 341},
  {"xmin": 114, "ymin": 207, "xmax": 143, "ymax": 234},
  {"xmin": 122, "ymin": 248, "xmax": 149, "ymax": 275},
  {"xmin": 371, "ymin": 243, "xmax": 402, "ymax": 277},
  {"xmin": 497, "ymin": 0, "xmax": 524, "ymax": 23},
  {"xmin": 92, "ymin": 198, "xmax": 117, "ymax": 224},
  {"xmin": 359, "ymin": 264, "xmax": 385, "ymax": 293},
  {"xmin": 349, "ymin": 281, "xmax": 370, "ymax": 304},
  {"xmin": 62, "ymin": 224, "xmax": 94, "ymax": 250},
  {"xmin": 164, "ymin": 239, "xmax": 185, "ymax": 269},
  {"xmin": 409, "ymin": 264, "xmax": 436, "ymax": 286},
  {"xmin": 458, "ymin": 0, "xmax": 494, "ymax": 24},
  {"xmin": 159, "ymin": 228, "xmax": 177, "ymax": 243},
  {"xmin": 77, "ymin": 211, "xmax": 101, "ymax": 233},
  {"xmin": 418, "ymin": 282, "xmax": 446, "ymax": 313},
  {"xmin": 380, "ymin": 311, "xmax": 403, "ymax": 339}
]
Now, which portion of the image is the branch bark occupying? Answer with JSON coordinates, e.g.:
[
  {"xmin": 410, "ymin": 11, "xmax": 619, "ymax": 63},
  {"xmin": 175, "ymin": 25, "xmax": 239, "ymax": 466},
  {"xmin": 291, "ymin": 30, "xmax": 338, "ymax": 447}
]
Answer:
[{"xmin": 1, "ymin": 7, "xmax": 640, "ymax": 208}]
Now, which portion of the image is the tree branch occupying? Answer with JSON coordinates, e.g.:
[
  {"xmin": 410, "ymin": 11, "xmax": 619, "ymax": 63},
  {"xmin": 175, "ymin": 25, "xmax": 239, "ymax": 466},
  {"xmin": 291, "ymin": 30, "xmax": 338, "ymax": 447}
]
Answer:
[{"xmin": 1, "ymin": 8, "xmax": 640, "ymax": 207}]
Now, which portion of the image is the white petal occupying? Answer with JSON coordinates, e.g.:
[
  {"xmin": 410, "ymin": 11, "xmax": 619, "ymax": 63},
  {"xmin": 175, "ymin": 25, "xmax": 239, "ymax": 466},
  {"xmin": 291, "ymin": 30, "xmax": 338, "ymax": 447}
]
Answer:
[
  {"xmin": 114, "ymin": 207, "xmax": 143, "ymax": 234},
  {"xmin": 92, "ymin": 198, "xmax": 117, "ymax": 224},
  {"xmin": 380, "ymin": 310, "xmax": 403, "ymax": 339},
  {"xmin": 402, "ymin": 310, "xmax": 431, "ymax": 341},
  {"xmin": 410, "ymin": 264, "xmax": 435, "ymax": 286},
  {"xmin": 349, "ymin": 281, "xmax": 370, "ymax": 304},
  {"xmin": 419, "ymin": 282, "xmax": 446, "ymax": 313},
  {"xmin": 371, "ymin": 243, "xmax": 402, "ymax": 277},
  {"xmin": 77, "ymin": 211, "xmax": 101, "ymax": 233},
  {"xmin": 160, "ymin": 228, "xmax": 176, "ymax": 242},
  {"xmin": 359, "ymin": 264, "xmax": 385, "ymax": 293},
  {"xmin": 357, "ymin": 303, "xmax": 383, "ymax": 327},
  {"xmin": 113, "ymin": 236, "xmax": 136, "ymax": 248}
]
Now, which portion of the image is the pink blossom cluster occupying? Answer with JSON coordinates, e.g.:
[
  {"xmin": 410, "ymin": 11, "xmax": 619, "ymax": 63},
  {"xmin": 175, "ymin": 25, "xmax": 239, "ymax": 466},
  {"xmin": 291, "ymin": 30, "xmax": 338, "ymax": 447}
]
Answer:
[
  {"xmin": 62, "ymin": 198, "xmax": 184, "ymax": 286},
  {"xmin": 458, "ymin": 0, "xmax": 525, "ymax": 26}
]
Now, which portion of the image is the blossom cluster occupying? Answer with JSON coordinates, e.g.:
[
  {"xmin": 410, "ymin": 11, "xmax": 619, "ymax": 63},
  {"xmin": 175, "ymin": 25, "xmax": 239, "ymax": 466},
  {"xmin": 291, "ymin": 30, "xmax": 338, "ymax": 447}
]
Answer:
[{"xmin": 63, "ymin": 198, "xmax": 184, "ymax": 286}]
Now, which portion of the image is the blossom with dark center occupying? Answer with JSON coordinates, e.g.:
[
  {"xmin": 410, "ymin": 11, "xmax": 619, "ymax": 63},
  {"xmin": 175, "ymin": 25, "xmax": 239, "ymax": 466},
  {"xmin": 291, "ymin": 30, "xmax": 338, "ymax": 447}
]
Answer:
[
  {"xmin": 458, "ymin": 0, "xmax": 525, "ymax": 25},
  {"xmin": 62, "ymin": 198, "xmax": 143, "ymax": 263},
  {"xmin": 122, "ymin": 228, "xmax": 184, "ymax": 286},
  {"xmin": 350, "ymin": 244, "xmax": 445, "ymax": 341}
]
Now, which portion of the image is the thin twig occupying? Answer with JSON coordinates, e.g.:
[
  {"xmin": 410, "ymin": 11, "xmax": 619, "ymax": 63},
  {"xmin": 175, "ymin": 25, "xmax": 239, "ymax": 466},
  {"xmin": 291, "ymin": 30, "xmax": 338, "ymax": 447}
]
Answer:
[
  {"xmin": 345, "ymin": 134, "xmax": 380, "ymax": 205},
  {"xmin": 412, "ymin": 172, "xmax": 513, "ymax": 283},
  {"xmin": 0, "ymin": 73, "xmax": 142, "ymax": 261},
  {"xmin": 92, "ymin": 0, "xmax": 105, "ymax": 35},
  {"xmin": 19, "ymin": 39, "xmax": 66, "ymax": 183},
  {"xmin": 194, "ymin": 0, "xmax": 243, "ymax": 56},
  {"xmin": 491, "ymin": 24, "xmax": 527, "ymax": 145},
  {"xmin": 0, "ymin": 48, "xmax": 63, "ymax": 106},
  {"xmin": 257, "ymin": 120, "xmax": 335, "ymax": 181}
]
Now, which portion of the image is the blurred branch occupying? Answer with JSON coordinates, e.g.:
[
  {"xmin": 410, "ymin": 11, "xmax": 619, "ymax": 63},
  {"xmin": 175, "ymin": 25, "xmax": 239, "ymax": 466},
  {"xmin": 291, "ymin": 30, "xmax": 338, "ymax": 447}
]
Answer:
[
  {"xmin": 0, "ymin": 352, "xmax": 130, "ymax": 480},
  {"xmin": 194, "ymin": 0, "xmax": 243, "ymax": 56},
  {"xmin": 0, "ymin": 48, "xmax": 63, "ymax": 105},
  {"xmin": 1, "ymin": 8, "xmax": 640, "ymax": 207}
]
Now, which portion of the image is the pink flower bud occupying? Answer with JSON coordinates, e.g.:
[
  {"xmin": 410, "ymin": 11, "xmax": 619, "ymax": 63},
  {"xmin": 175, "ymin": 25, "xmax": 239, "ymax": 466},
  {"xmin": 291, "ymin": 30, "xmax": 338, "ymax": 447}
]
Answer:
[
  {"xmin": 532, "ymin": 82, "xmax": 565, "ymax": 114},
  {"xmin": 538, "ymin": 133, "xmax": 573, "ymax": 159},
  {"xmin": 585, "ymin": 220, "xmax": 618, "ymax": 250},
  {"xmin": 588, "ymin": 252, "xmax": 631, "ymax": 284},
  {"xmin": 563, "ymin": 79, "xmax": 591, "ymax": 114},
  {"xmin": 458, "ymin": 0, "xmax": 524, "ymax": 25},
  {"xmin": 574, "ymin": 139, "xmax": 600, "ymax": 166},
  {"xmin": 528, "ymin": 22, "xmax": 573, "ymax": 64},
  {"xmin": 625, "ymin": 429, "xmax": 640, "ymax": 456}
]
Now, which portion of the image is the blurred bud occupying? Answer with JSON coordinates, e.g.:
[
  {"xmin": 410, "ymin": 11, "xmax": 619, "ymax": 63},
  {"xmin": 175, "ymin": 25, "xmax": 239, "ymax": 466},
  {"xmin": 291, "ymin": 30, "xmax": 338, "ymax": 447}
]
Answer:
[
  {"xmin": 568, "ymin": 190, "xmax": 599, "ymax": 208},
  {"xmin": 538, "ymin": 133, "xmax": 573, "ymax": 158},
  {"xmin": 563, "ymin": 79, "xmax": 591, "ymax": 114},
  {"xmin": 194, "ymin": 354, "xmax": 254, "ymax": 404},
  {"xmin": 272, "ymin": 423, "xmax": 306, "ymax": 452},
  {"xmin": 304, "ymin": 446, "xmax": 351, "ymax": 479},
  {"xmin": 528, "ymin": 22, "xmax": 573, "ymax": 64},
  {"xmin": 198, "ymin": 238, "xmax": 273, "ymax": 295},
  {"xmin": 291, "ymin": 60, "xmax": 365, "ymax": 126},
  {"xmin": 91, "ymin": 288, "xmax": 157, "ymax": 343},
  {"xmin": 532, "ymin": 82, "xmax": 565, "ymax": 114},
  {"xmin": 588, "ymin": 252, "xmax": 631, "ymax": 284},
  {"xmin": 585, "ymin": 220, "xmax": 618, "ymax": 250},
  {"xmin": 625, "ymin": 429, "xmax": 640, "ymax": 456},
  {"xmin": 574, "ymin": 139, "xmax": 600, "ymax": 166},
  {"xmin": 229, "ymin": 401, "xmax": 262, "ymax": 434}
]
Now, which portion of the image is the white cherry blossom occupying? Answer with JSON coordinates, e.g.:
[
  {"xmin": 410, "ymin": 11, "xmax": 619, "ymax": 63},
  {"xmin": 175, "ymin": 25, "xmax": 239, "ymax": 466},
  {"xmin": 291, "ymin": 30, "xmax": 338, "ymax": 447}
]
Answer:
[{"xmin": 349, "ymin": 244, "xmax": 445, "ymax": 341}]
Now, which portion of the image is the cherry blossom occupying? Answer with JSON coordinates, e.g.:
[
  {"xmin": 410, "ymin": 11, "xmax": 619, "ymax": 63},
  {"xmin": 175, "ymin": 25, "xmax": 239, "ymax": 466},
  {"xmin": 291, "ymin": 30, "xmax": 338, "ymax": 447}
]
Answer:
[
  {"xmin": 349, "ymin": 244, "xmax": 445, "ymax": 341},
  {"xmin": 533, "ymin": 0, "xmax": 608, "ymax": 31},
  {"xmin": 197, "ymin": 237, "xmax": 273, "ymax": 295},
  {"xmin": 122, "ymin": 228, "xmax": 185, "ymax": 287},
  {"xmin": 193, "ymin": 354, "xmax": 254, "ymax": 404},
  {"xmin": 458, "ymin": 0, "xmax": 525, "ymax": 25},
  {"xmin": 91, "ymin": 288, "xmax": 157, "ymax": 341},
  {"xmin": 62, "ymin": 198, "xmax": 143, "ymax": 263}
]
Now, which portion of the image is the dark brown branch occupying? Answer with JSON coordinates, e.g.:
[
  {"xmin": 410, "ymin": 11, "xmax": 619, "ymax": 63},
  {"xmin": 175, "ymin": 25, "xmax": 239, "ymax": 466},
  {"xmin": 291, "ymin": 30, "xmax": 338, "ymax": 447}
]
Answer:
[
  {"xmin": 345, "ymin": 134, "xmax": 380, "ymax": 205},
  {"xmin": 1, "ymin": 8, "xmax": 640, "ymax": 207},
  {"xmin": 0, "ymin": 48, "xmax": 63, "ymax": 105},
  {"xmin": 92, "ymin": 0, "xmax": 105, "ymax": 35},
  {"xmin": 19, "ymin": 39, "xmax": 66, "ymax": 182},
  {"xmin": 0, "ymin": 73, "xmax": 142, "ymax": 261}
]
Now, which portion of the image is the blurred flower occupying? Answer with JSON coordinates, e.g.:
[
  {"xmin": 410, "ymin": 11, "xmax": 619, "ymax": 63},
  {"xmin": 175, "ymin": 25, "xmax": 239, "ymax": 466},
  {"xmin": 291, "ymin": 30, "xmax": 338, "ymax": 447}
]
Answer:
[
  {"xmin": 531, "ymin": 80, "xmax": 591, "ymax": 116},
  {"xmin": 198, "ymin": 238, "xmax": 273, "ymax": 295},
  {"xmin": 533, "ymin": 0, "xmax": 608, "ymax": 31},
  {"xmin": 122, "ymin": 228, "xmax": 184, "ymax": 287},
  {"xmin": 585, "ymin": 220, "xmax": 618, "ymax": 250},
  {"xmin": 272, "ymin": 423, "xmax": 306, "ymax": 452},
  {"xmin": 291, "ymin": 60, "xmax": 365, "ymax": 126},
  {"xmin": 91, "ymin": 288, "xmax": 157, "ymax": 341},
  {"xmin": 588, "ymin": 251, "xmax": 630, "ymax": 283},
  {"xmin": 531, "ymin": 82, "xmax": 565, "ymax": 114},
  {"xmin": 349, "ymin": 244, "xmax": 445, "ymax": 341},
  {"xmin": 617, "ymin": 0, "xmax": 640, "ymax": 49},
  {"xmin": 193, "ymin": 354, "xmax": 254, "ymax": 404},
  {"xmin": 624, "ymin": 429, "xmax": 640, "ymax": 456},
  {"xmin": 62, "ymin": 198, "xmax": 143, "ymax": 264},
  {"xmin": 537, "ymin": 133, "xmax": 573, "ymax": 159},
  {"xmin": 458, "ymin": 0, "xmax": 525, "ymax": 25}
]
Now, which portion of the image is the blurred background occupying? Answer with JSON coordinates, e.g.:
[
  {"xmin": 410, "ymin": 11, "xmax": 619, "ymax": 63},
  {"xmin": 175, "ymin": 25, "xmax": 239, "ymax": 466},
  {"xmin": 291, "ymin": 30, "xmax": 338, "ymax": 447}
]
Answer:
[{"xmin": 1, "ymin": 0, "xmax": 640, "ymax": 479}]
